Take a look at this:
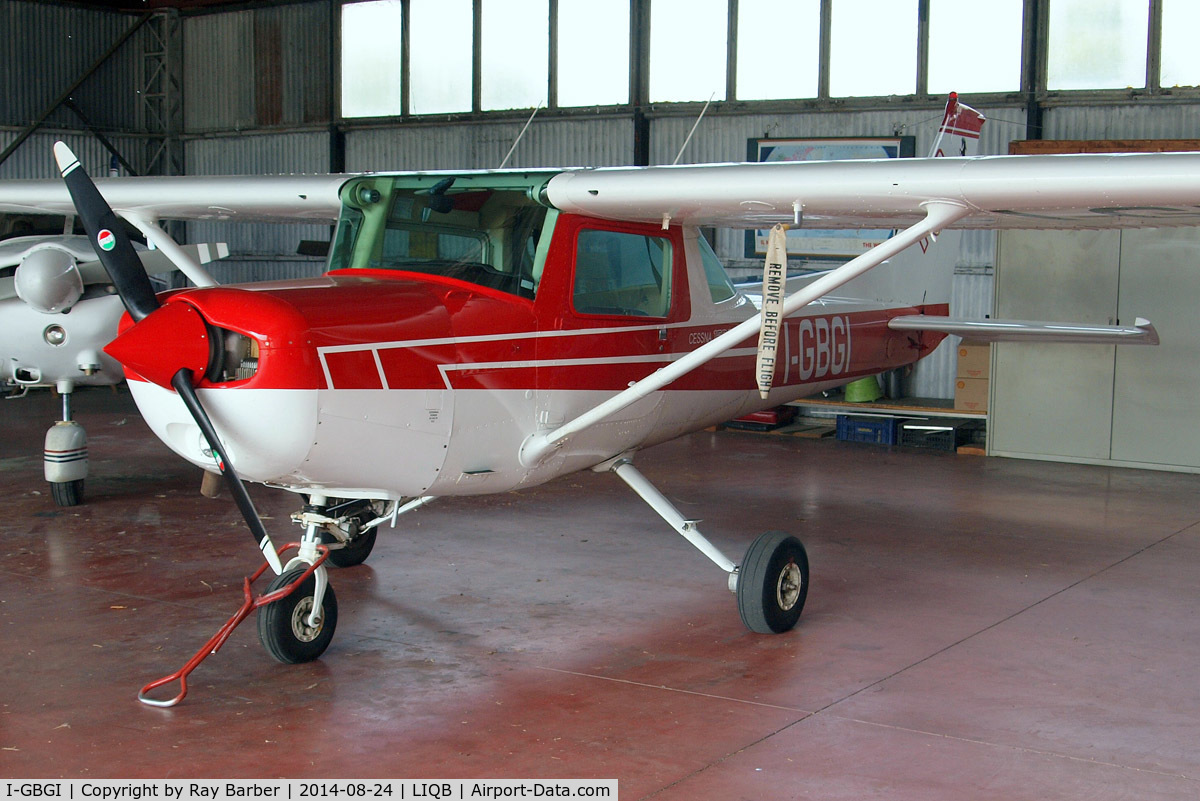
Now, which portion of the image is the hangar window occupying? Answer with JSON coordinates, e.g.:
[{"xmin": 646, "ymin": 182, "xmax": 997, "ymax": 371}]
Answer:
[
  {"xmin": 340, "ymin": 0, "xmax": 404, "ymax": 118},
  {"xmin": 482, "ymin": 0, "xmax": 549, "ymax": 110},
  {"xmin": 1046, "ymin": 0, "xmax": 1148, "ymax": 90},
  {"xmin": 340, "ymin": 0, "xmax": 1194, "ymax": 123},
  {"xmin": 736, "ymin": 0, "xmax": 820, "ymax": 101},
  {"xmin": 829, "ymin": 0, "xmax": 919, "ymax": 97},
  {"xmin": 410, "ymin": 0, "xmax": 474, "ymax": 114},
  {"xmin": 927, "ymin": 0, "xmax": 1022, "ymax": 94},
  {"xmin": 1160, "ymin": 0, "xmax": 1200, "ymax": 88},
  {"xmin": 558, "ymin": 0, "xmax": 630, "ymax": 107},
  {"xmin": 649, "ymin": 0, "xmax": 728, "ymax": 103}
]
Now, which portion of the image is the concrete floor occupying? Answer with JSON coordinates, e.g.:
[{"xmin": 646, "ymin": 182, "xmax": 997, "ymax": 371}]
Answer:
[{"xmin": 2, "ymin": 386, "xmax": 1200, "ymax": 799}]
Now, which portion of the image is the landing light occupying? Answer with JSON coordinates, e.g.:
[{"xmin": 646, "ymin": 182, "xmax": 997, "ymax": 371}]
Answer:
[{"xmin": 43, "ymin": 325, "xmax": 67, "ymax": 347}]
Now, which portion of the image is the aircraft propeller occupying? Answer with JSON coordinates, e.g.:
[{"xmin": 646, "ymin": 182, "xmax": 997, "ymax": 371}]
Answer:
[{"xmin": 53, "ymin": 142, "xmax": 284, "ymax": 575}]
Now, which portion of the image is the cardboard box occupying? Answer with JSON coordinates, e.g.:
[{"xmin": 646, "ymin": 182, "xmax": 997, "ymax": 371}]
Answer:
[
  {"xmin": 899, "ymin": 419, "xmax": 982, "ymax": 451},
  {"xmin": 956, "ymin": 340, "xmax": 991, "ymax": 379},
  {"xmin": 954, "ymin": 377, "xmax": 989, "ymax": 412}
]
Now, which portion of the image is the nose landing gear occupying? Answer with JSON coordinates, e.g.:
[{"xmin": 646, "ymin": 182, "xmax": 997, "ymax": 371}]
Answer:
[
  {"xmin": 44, "ymin": 380, "xmax": 87, "ymax": 507},
  {"xmin": 257, "ymin": 564, "xmax": 338, "ymax": 664},
  {"xmin": 138, "ymin": 542, "xmax": 333, "ymax": 708}
]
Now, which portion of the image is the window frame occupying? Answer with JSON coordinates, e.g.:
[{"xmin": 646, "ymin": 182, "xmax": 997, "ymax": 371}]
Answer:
[{"xmin": 336, "ymin": 0, "xmax": 1199, "ymax": 128}]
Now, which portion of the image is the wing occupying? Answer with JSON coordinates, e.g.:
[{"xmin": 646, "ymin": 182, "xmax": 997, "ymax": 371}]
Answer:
[
  {"xmin": 543, "ymin": 152, "xmax": 1200, "ymax": 230},
  {"xmin": 6, "ymin": 152, "xmax": 1200, "ymax": 229},
  {"xmin": 522, "ymin": 151, "xmax": 1200, "ymax": 463},
  {"xmin": 0, "ymin": 173, "xmax": 351, "ymax": 223}
]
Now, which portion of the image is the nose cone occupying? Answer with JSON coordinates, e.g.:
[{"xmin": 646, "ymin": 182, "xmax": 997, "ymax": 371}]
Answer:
[{"xmin": 104, "ymin": 300, "xmax": 215, "ymax": 388}]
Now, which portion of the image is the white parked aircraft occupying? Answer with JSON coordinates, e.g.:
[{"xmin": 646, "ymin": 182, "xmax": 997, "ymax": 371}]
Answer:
[{"xmin": 1, "ymin": 230, "xmax": 227, "ymax": 504}]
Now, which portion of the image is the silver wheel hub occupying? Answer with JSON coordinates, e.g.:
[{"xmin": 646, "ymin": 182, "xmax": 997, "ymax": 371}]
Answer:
[
  {"xmin": 776, "ymin": 561, "xmax": 803, "ymax": 611},
  {"xmin": 290, "ymin": 597, "xmax": 323, "ymax": 642}
]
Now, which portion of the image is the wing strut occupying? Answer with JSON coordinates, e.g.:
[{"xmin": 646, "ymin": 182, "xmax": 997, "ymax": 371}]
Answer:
[
  {"xmin": 518, "ymin": 200, "xmax": 971, "ymax": 467},
  {"xmin": 120, "ymin": 211, "xmax": 219, "ymax": 288}
]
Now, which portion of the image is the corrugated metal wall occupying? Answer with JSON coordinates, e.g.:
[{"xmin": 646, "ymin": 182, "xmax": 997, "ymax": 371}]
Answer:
[
  {"xmin": 184, "ymin": 131, "xmax": 334, "ymax": 283},
  {"xmin": 183, "ymin": 3, "xmax": 332, "ymax": 133},
  {"xmin": 0, "ymin": 130, "xmax": 143, "ymax": 180},
  {"xmin": 345, "ymin": 116, "xmax": 634, "ymax": 172},
  {"xmin": 1, "ymin": 1, "xmax": 142, "ymax": 131},
  {"xmin": 1042, "ymin": 103, "xmax": 1200, "ymax": 140},
  {"xmin": 185, "ymin": 130, "xmax": 330, "ymax": 174}
]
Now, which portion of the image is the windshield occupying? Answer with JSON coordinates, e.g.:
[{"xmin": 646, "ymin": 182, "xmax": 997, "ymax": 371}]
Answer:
[{"xmin": 329, "ymin": 175, "xmax": 552, "ymax": 299}]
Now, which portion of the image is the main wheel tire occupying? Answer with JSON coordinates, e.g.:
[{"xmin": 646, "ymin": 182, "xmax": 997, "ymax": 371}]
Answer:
[
  {"xmin": 736, "ymin": 531, "xmax": 809, "ymax": 634},
  {"xmin": 321, "ymin": 518, "xmax": 378, "ymax": 568},
  {"xmin": 256, "ymin": 566, "xmax": 338, "ymax": 664},
  {"xmin": 50, "ymin": 479, "xmax": 84, "ymax": 507}
]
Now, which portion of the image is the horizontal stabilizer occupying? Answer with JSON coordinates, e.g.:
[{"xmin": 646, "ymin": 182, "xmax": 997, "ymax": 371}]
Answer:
[{"xmin": 888, "ymin": 315, "xmax": 1160, "ymax": 345}]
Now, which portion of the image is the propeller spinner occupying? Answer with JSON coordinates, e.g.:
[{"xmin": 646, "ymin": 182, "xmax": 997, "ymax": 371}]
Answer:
[{"xmin": 54, "ymin": 142, "xmax": 284, "ymax": 575}]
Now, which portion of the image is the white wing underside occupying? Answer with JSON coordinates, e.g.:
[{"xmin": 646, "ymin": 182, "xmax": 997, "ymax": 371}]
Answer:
[
  {"xmin": 543, "ymin": 153, "xmax": 1200, "ymax": 230},
  {"xmin": 0, "ymin": 174, "xmax": 350, "ymax": 223},
  {"xmin": 2, "ymin": 153, "xmax": 1200, "ymax": 231}
]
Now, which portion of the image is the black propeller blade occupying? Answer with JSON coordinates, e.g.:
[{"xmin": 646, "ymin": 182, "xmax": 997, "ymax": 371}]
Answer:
[
  {"xmin": 53, "ymin": 142, "xmax": 159, "ymax": 322},
  {"xmin": 170, "ymin": 371, "xmax": 283, "ymax": 574},
  {"xmin": 54, "ymin": 141, "xmax": 284, "ymax": 575}
]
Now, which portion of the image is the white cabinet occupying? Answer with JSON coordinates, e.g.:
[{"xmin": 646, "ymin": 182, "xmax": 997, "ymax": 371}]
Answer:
[{"xmin": 991, "ymin": 228, "xmax": 1200, "ymax": 471}]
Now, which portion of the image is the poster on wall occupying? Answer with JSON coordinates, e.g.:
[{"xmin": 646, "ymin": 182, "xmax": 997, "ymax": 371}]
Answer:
[{"xmin": 744, "ymin": 136, "xmax": 915, "ymax": 259}]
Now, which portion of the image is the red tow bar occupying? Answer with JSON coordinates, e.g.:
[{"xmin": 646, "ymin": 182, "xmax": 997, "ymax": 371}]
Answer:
[{"xmin": 137, "ymin": 543, "xmax": 330, "ymax": 708}]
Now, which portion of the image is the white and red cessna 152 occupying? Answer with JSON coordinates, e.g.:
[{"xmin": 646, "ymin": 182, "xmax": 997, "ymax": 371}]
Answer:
[{"xmin": 0, "ymin": 97, "xmax": 1188, "ymax": 705}]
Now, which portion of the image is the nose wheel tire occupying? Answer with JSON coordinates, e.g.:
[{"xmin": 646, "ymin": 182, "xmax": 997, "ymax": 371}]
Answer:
[
  {"xmin": 50, "ymin": 479, "xmax": 84, "ymax": 507},
  {"xmin": 257, "ymin": 566, "xmax": 338, "ymax": 664},
  {"xmin": 736, "ymin": 530, "xmax": 809, "ymax": 634}
]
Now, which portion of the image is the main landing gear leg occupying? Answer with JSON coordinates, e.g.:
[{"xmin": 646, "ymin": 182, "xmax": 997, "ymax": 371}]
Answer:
[{"xmin": 608, "ymin": 458, "xmax": 810, "ymax": 635}]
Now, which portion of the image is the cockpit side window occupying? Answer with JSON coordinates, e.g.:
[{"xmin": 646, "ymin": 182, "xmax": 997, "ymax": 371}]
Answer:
[
  {"xmin": 572, "ymin": 228, "xmax": 672, "ymax": 318},
  {"xmin": 697, "ymin": 233, "xmax": 737, "ymax": 303}
]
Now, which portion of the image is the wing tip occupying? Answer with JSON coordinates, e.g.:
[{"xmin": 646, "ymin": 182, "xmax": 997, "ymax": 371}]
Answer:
[{"xmin": 1135, "ymin": 318, "xmax": 1161, "ymax": 346}]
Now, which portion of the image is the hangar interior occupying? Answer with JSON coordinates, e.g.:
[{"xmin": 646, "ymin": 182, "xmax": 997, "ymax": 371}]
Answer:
[{"xmin": 3, "ymin": 1, "xmax": 1200, "ymax": 797}]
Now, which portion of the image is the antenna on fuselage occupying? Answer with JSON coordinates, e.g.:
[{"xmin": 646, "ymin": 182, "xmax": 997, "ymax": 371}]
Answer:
[
  {"xmin": 672, "ymin": 92, "xmax": 715, "ymax": 165},
  {"xmin": 498, "ymin": 103, "xmax": 542, "ymax": 169}
]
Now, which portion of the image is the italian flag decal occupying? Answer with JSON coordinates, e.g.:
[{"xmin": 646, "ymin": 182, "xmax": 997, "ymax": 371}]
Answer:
[{"xmin": 97, "ymin": 229, "xmax": 115, "ymax": 251}]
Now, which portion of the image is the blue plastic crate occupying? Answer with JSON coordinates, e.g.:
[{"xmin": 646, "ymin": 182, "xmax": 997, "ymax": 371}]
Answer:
[{"xmin": 836, "ymin": 415, "xmax": 902, "ymax": 445}]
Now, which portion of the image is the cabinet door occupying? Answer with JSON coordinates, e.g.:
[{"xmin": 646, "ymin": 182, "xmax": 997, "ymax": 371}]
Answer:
[
  {"xmin": 1111, "ymin": 228, "xmax": 1200, "ymax": 468},
  {"xmin": 991, "ymin": 230, "xmax": 1120, "ymax": 461}
]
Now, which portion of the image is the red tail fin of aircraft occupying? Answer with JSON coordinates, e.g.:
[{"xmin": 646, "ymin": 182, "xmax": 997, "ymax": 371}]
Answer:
[{"xmin": 928, "ymin": 91, "xmax": 986, "ymax": 159}]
